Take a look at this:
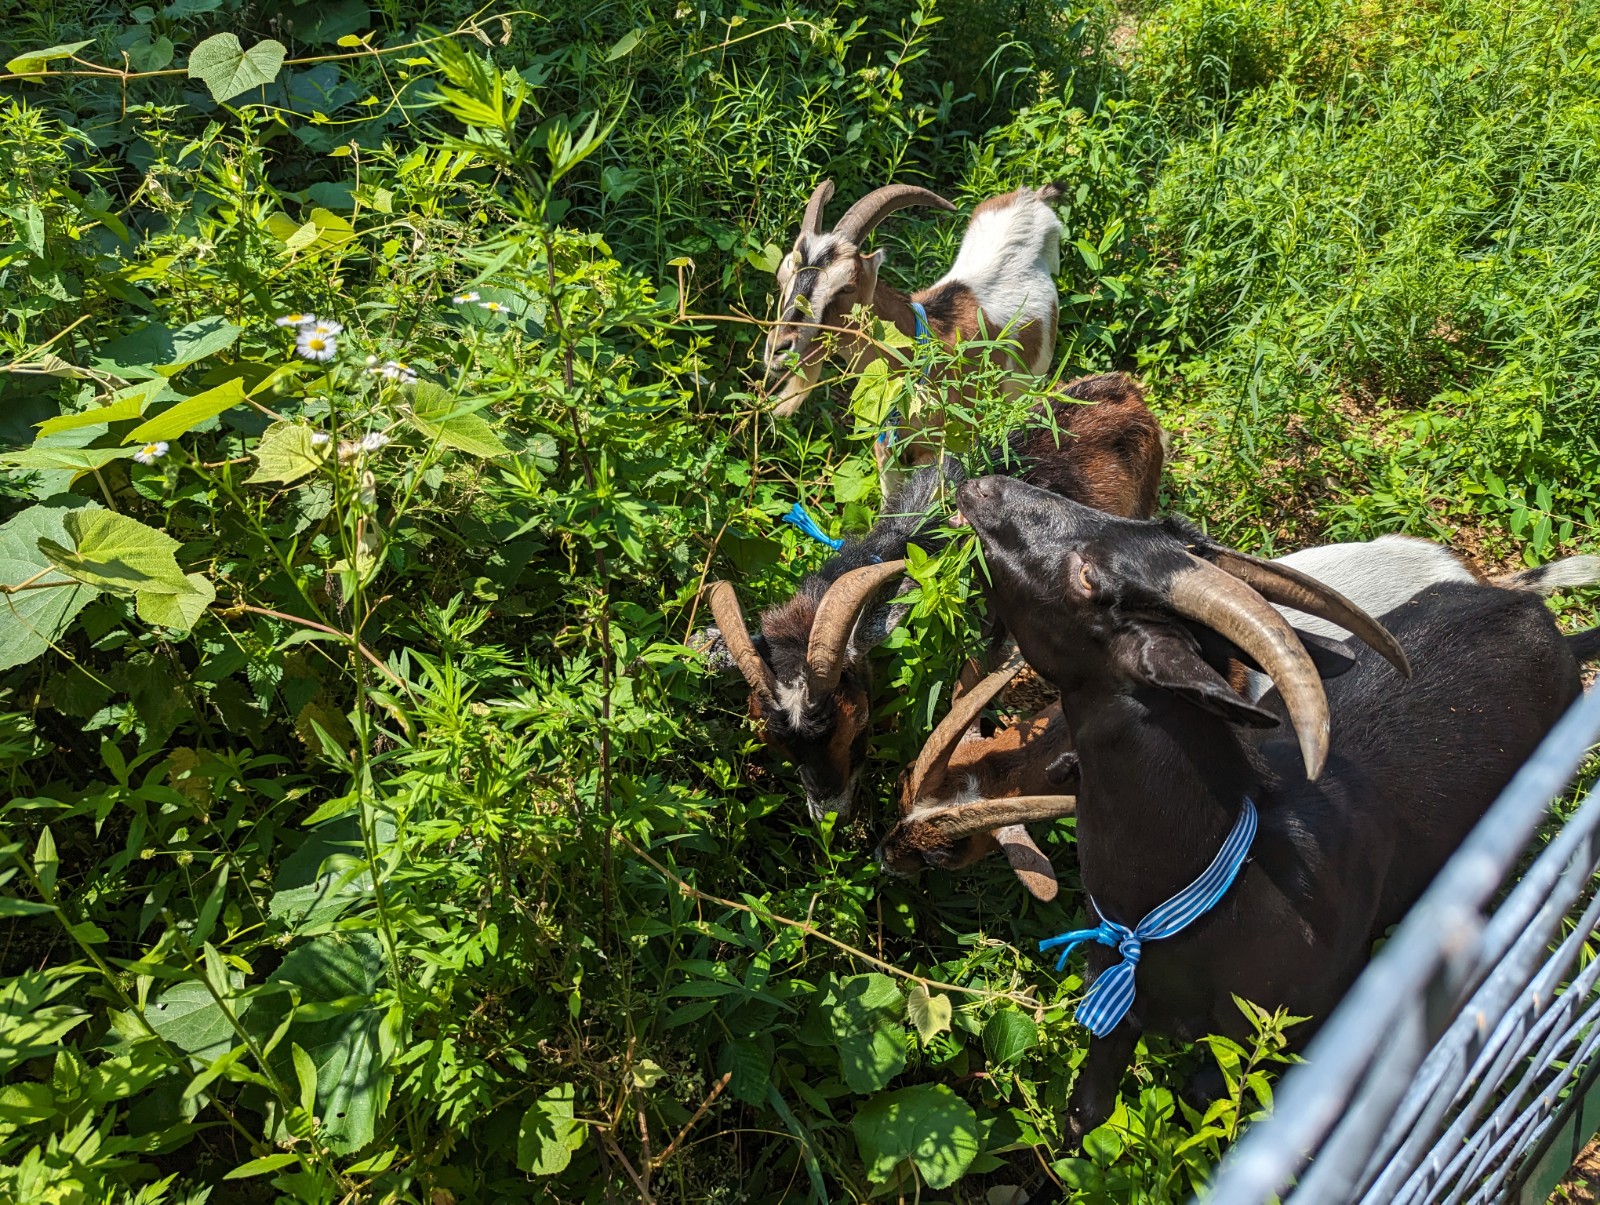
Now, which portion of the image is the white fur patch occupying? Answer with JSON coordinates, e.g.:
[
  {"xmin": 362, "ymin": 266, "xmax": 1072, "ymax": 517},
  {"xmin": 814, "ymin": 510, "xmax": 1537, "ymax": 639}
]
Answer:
[
  {"xmin": 932, "ymin": 192, "xmax": 1062, "ymax": 374},
  {"xmin": 774, "ymin": 678, "xmax": 810, "ymax": 729}
]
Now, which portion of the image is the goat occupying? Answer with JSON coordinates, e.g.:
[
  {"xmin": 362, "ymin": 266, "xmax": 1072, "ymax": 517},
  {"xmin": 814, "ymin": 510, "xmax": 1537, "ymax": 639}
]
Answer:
[
  {"xmin": 764, "ymin": 181, "xmax": 1064, "ymax": 455},
  {"xmin": 704, "ymin": 374, "xmax": 1162, "ymax": 822},
  {"xmin": 878, "ymin": 536, "xmax": 1600, "ymax": 887},
  {"xmin": 955, "ymin": 473, "xmax": 1600, "ymax": 1141}
]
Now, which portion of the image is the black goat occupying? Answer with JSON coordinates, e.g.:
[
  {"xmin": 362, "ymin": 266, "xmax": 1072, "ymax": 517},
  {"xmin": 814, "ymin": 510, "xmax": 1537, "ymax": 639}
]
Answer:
[
  {"xmin": 705, "ymin": 374, "xmax": 1164, "ymax": 821},
  {"xmin": 954, "ymin": 473, "xmax": 1599, "ymax": 1140}
]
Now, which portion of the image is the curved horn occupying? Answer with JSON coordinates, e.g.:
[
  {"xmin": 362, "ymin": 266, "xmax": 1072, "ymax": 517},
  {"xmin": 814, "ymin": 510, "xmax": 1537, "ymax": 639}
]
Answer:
[
  {"xmin": 1169, "ymin": 555, "xmax": 1331, "ymax": 779},
  {"xmin": 704, "ymin": 581, "xmax": 779, "ymax": 702},
  {"xmin": 804, "ymin": 559, "xmax": 908, "ymax": 696},
  {"xmin": 994, "ymin": 825, "xmax": 1059, "ymax": 901},
  {"xmin": 918, "ymin": 795, "xmax": 1078, "ymax": 839},
  {"xmin": 1207, "ymin": 550, "xmax": 1412, "ymax": 678},
  {"xmin": 801, "ymin": 179, "xmax": 835, "ymax": 237},
  {"xmin": 906, "ymin": 647, "xmax": 1026, "ymax": 801},
  {"xmin": 831, "ymin": 185, "xmax": 957, "ymax": 244}
]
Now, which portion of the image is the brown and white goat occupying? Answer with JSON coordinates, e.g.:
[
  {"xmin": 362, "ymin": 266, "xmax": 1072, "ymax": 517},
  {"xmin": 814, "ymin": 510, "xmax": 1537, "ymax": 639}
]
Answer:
[
  {"xmin": 876, "ymin": 650, "xmax": 1077, "ymax": 900},
  {"xmin": 764, "ymin": 181, "xmax": 1065, "ymax": 447},
  {"xmin": 705, "ymin": 374, "xmax": 1164, "ymax": 822}
]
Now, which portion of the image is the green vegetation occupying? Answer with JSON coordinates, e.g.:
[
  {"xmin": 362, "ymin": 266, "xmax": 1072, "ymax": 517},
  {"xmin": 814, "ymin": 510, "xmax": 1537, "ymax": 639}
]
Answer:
[{"xmin": 1, "ymin": 0, "xmax": 1596, "ymax": 1199}]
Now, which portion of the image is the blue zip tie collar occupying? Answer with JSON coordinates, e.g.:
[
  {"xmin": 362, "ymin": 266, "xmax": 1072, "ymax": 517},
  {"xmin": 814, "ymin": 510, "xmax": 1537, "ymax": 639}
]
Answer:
[
  {"xmin": 783, "ymin": 502, "xmax": 843, "ymax": 551},
  {"xmin": 1042, "ymin": 797, "xmax": 1259, "ymax": 1038}
]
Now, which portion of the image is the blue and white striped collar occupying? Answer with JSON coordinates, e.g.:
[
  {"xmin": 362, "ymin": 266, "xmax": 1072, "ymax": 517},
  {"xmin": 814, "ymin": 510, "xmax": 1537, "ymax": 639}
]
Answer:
[{"xmin": 1041, "ymin": 797, "xmax": 1259, "ymax": 1037}]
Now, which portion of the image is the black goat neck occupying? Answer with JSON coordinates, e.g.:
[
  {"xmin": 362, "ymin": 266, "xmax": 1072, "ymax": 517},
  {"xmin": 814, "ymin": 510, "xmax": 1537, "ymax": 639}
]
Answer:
[{"xmin": 1062, "ymin": 679, "xmax": 1259, "ymax": 925}]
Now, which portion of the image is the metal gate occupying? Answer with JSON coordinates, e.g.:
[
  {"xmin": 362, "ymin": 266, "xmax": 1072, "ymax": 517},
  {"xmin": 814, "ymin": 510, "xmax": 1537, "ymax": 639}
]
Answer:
[{"xmin": 1204, "ymin": 685, "xmax": 1600, "ymax": 1204}]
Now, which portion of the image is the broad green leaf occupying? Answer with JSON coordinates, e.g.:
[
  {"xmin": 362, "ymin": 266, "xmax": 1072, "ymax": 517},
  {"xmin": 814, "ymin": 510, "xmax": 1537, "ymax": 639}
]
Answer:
[
  {"xmin": 291, "ymin": 1043, "xmax": 317, "ymax": 1115},
  {"xmin": 852, "ymin": 1083, "xmax": 980, "ymax": 1189},
  {"xmin": 158, "ymin": 317, "xmax": 241, "ymax": 374},
  {"xmin": 606, "ymin": 28, "xmax": 644, "ymax": 60},
  {"xmin": 263, "ymin": 933, "xmax": 386, "ymax": 1153},
  {"xmin": 268, "ymin": 208, "xmax": 355, "ymax": 255},
  {"xmin": 187, "ymin": 33, "xmax": 287, "ymax": 103},
  {"xmin": 0, "ymin": 502, "xmax": 102, "ymax": 671},
  {"xmin": 247, "ymin": 422, "xmax": 327, "ymax": 486},
  {"xmin": 125, "ymin": 378, "xmax": 248, "ymax": 444},
  {"xmin": 982, "ymin": 1009, "xmax": 1037, "ymax": 1068},
  {"xmin": 138, "ymin": 572, "xmax": 215, "ymax": 632},
  {"xmin": 407, "ymin": 382, "xmax": 508, "ymax": 459},
  {"xmin": 224, "ymin": 1153, "xmax": 300, "ymax": 1180},
  {"xmin": 148, "ymin": 980, "xmax": 244, "ymax": 1061},
  {"xmin": 6, "ymin": 41, "xmax": 93, "ymax": 74},
  {"xmin": 34, "ymin": 379, "xmax": 169, "ymax": 436},
  {"xmin": 0, "ymin": 1083, "xmax": 56, "ymax": 1124},
  {"xmin": 717, "ymin": 1038, "xmax": 772, "ymax": 1105},
  {"xmin": 906, "ymin": 985, "xmax": 952, "ymax": 1042},
  {"xmin": 0, "ymin": 446, "xmax": 137, "ymax": 472},
  {"xmin": 39, "ymin": 509, "xmax": 196, "ymax": 596},
  {"xmin": 827, "ymin": 974, "xmax": 906, "ymax": 1093},
  {"xmin": 516, "ymin": 1084, "xmax": 585, "ymax": 1175}
]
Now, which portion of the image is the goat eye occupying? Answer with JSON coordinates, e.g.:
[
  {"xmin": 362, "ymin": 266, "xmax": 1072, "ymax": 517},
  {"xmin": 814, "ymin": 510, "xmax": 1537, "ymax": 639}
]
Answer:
[{"xmin": 1068, "ymin": 554, "xmax": 1097, "ymax": 599}]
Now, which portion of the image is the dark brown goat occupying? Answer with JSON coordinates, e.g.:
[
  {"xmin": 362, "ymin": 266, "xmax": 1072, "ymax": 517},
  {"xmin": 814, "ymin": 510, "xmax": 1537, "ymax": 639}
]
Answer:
[{"xmin": 705, "ymin": 373, "xmax": 1163, "ymax": 822}]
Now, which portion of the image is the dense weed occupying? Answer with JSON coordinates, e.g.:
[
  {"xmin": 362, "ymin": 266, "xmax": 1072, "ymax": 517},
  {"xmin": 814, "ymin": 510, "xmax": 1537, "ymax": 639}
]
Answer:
[{"xmin": 0, "ymin": 0, "xmax": 1596, "ymax": 1200}]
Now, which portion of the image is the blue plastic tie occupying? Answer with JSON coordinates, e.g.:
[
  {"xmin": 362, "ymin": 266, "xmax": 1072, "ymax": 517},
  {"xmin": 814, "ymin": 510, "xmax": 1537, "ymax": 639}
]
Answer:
[
  {"xmin": 783, "ymin": 502, "xmax": 844, "ymax": 551},
  {"xmin": 1041, "ymin": 797, "xmax": 1258, "ymax": 1037}
]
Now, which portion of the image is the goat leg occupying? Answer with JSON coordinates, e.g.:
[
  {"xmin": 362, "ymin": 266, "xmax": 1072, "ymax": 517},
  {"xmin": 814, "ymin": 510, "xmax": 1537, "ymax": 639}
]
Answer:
[{"xmin": 1066, "ymin": 1021, "xmax": 1139, "ymax": 1148}]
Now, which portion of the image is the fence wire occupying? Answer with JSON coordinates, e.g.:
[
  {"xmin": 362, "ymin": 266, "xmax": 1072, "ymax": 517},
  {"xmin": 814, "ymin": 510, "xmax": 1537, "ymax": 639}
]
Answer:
[{"xmin": 1204, "ymin": 684, "xmax": 1600, "ymax": 1204}]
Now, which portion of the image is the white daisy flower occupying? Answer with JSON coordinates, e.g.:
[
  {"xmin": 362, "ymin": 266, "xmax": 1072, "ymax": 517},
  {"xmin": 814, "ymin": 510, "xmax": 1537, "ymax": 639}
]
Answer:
[
  {"xmin": 451, "ymin": 291, "xmax": 480, "ymax": 305},
  {"xmin": 307, "ymin": 318, "xmax": 343, "ymax": 338},
  {"xmin": 296, "ymin": 330, "xmax": 338, "ymax": 362},
  {"xmin": 133, "ymin": 441, "xmax": 169, "ymax": 465},
  {"xmin": 276, "ymin": 312, "xmax": 316, "ymax": 327},
  {"xmin": 372, "ymin": 360, "xmax": 418, "ymax": 384},
  {"xmin": 310, "ymin": 431, "xmax": 331, "ymax": 447},
  {"xmin": 478, "ymin": 300, "xmax": 511, "ymax": 314},
  {"xmin": 359, "ymin": 432, "xmax": 391, "ymax": 453}
]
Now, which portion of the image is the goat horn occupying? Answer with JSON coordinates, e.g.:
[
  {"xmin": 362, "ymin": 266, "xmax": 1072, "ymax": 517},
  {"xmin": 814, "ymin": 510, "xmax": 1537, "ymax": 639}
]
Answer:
[
  {"xmin": 831, "ymin": 185, "xmax": 957, "ymax": 244},
  {"xmin": 1206, "ymin": 549, "xmax": 1412, "ymax": 678},
  {"xmin": 704, "ymin": 580, "xmax": 779, "ymax": 702},
  {"xmin": 906, "ymin": 647, "xmax": 1026, "ymax": 801},
  {"xmin": 804, "ymin": 559, "xmax": 908, "ymax": 696},
  {"xmin": 800, "ymin": 179, "xmax": 835, "ymax": 237},
  {"xmin": 994, "ymin": 825, "xmax": 1059, "ymax": 901},
  {"xmin": 1170, "ymin": 555, "xmax": 1331, "ymax": 779},
  {"xmin": 920, "ymin": 794, "xmax": 1078, "ymax": 838}
]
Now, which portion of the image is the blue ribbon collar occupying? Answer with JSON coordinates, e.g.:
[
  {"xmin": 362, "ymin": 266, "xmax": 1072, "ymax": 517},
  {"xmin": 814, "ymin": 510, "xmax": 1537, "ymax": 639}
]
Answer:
[
  {"xmin": 1042, "ymin": 797, "xmax": 1259, "ymax": 1038},
  {"xmin": 782, "ymin": 502, "xmax": 843, "ymax": 551},
  {"xmin": 909, "ymin": 300, "xmax": 930, "ymax": 343}
]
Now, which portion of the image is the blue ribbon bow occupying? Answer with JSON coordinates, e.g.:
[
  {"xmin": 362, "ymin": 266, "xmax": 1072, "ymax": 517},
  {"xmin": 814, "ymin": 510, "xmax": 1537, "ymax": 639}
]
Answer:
[
  {"xmin": 782, "ymin": 502, "xmax": 844, "ymax": 551},
  {"xmin": 1042, "ymin": 797, "xmax": 1259, "ymax": 1038}
]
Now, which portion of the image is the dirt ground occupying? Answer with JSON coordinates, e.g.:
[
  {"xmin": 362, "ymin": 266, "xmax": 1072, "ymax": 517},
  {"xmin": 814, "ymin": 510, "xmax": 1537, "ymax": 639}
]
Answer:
[{"xmin": 1553, "ymin": 1137, "xmax": 1600, "ymax": 1203}]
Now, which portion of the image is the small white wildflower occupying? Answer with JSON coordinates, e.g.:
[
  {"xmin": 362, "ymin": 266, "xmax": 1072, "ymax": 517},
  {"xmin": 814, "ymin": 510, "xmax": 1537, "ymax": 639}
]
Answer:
[
  {"xmin": 296, "ymin": 330, "xmax": 338, "ymax": 362},
  {"xmin": 451, "ymin": 291, "xmax": 480, "ymax": 305},
  {"xmin": 365, "ymin": 354, "xmax": 378, "ymax": 367},
  {"xmin": 478, "ymin": 300, "xmax": 511, "ymax": 314},
  {"xmin": 310, "ymin": 431, "xmax": 331, "ymax": 447},
  {"xmin": 372, "ymin": 359, "xmax": 417, "ymax": 384},
  {"xmin": 275, "ymin": 311, "xmax": 316, "ymax": 327},
  {"xmin": 398, "ymin": 365, "xmax": 418, "ymax": 384},
  {"xmin": 307, "ymin": 318, "xmax": 344, "ymax": 338},
  {"xmin": 337, "ymin": 440, "xmax": 361, "ymax": 462},
  {"xmin": 133, "ymin": 441, "xmax": 169, "ymax": 465},
  {"xmin": 358, "ymin": 432, "xmax": 391, "ymax": 453}
]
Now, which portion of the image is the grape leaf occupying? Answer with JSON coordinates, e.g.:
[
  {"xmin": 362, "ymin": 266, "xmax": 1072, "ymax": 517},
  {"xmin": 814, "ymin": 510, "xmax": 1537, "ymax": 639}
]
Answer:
[{"xmin": 187, "ymin": 33, "xmax": 286, "ymax": 103}]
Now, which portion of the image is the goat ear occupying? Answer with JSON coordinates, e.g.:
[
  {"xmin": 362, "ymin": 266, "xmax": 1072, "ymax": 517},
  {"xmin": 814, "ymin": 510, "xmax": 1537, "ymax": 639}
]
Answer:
[
  {"xmin": 1116, "ymin": 627, "xmax": 1282, "ymax": 728},
  {"xmin": 995, "ymin": 825, "xmax": 1059, "ymax": 901},
  {"xmin": 1193, "ymin": 623, "xmax": 1356, "ymax": 682}
]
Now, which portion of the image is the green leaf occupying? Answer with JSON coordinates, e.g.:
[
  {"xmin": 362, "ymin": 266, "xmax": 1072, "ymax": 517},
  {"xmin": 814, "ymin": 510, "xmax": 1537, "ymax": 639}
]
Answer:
[
  {"xmin": 717, "ymin": 1038, "xmax": 772, "ymax": 1105},
  {"xmin": 6, "ymin": 41, "xmax": 93, "ymax": 74},
  {"xmin": 905, "ymin": 985, "xmax": 952, "ymax": 1043},
  {"xmin": 827, "ymin": 974, "xmax": 906, "ymax": 1093},
  {"xmin": 39, "ymin": 509, "xmax": 196, "ymax": 596},
  {"xmin": 406, "ymin": 382, "xmax": 509, "ymax": 459},
  {"xmin": 0, "ymin": 446, "xmax": 137, "ymax": 473},
  {"xmin": 516, "ymin": 1084, "xmax": 585, "ymax": 1174},
  {"xmin": 247, "ymin": 422, "xmax": 328, "ymax": 486},
  {"xmin": 148, "ymin": 980, "xmax": 244, "ymax": 1061},
  {"xmin": 982, "ymin": 1009, "xmax": 1038, "ymax": 1068},
  {"xmin": 125, "ymin": 378, "xmax": 248, "ymax": 444},
  {"xmin": 606, "ymin": 28, "xmax": 644, "ymax": 60},
  {"xmin": 34, "ymin": 382, "xmax": 163, "ymax": 436},
  {"xmin": 224, "ymin": 1153, "xmax": 300, "ymax": 1180},
  {"xmin": 0, "ymin": 502, "xmax": 102, "ymax": 671},
  {"xmin": 291, "ymin": 1043, "xmax": 317, "ymax": 1115},
  {"xmin": 158, "ymin": 317, "xmax": 242, "ymax": 374},
  {"xmin": 187, "ymin": 33, "xmax": 287, "ymax": 103},
  {"xmin": 137, "ymin": 572, "xmax": 215, "ymax": 632},
  {"xmin": 0, "ymin": 1082, "xmax": 56, "ymax": 1124},
  {"xmin": 852, "ymin": 1083, "xmax": 980, "ymax": 1189}
]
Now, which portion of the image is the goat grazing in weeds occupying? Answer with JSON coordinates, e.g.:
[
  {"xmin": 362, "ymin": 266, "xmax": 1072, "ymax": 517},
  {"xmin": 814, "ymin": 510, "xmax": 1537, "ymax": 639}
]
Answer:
[
  {"xmin": 704, "ymin": 375, "xmax": 1162, "ymax": 822},
  {"xmin": 764, "ymin": 180, "xmax": 1065, "ymax": 462},
  {"xmin": 955, "ymin": 473, "xmax": 1599, "ymax": 1142},
  {"xmin": 878, "ymin": 534, "xmax": 1600, "ymax": 891}
]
